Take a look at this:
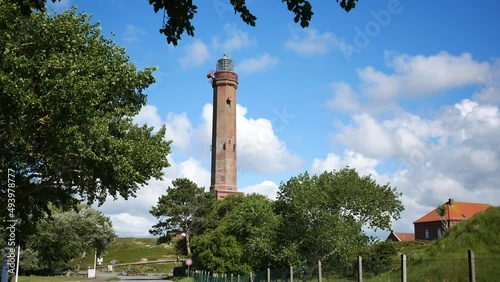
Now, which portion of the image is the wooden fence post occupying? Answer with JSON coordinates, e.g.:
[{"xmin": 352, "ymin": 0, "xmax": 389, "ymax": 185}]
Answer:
[
  {"xmin": 318, "ymin": 260, "xmax": 322, "ymax": 282},
  {"xmin": 358, "ymin": 256, "xmax": 363, "ymax": 282},
  {"xmin": 468, "ymin": 250, "xmax": 476, "ymax": 282},
  {"xmin": 401, "ymin": 254, "xmax": 407, "ymax": 282},
  {"xmin": 267, "ymin": 268, "xmax": 271, "ymax": 282},
  {"xmin": 290, "ymin": 265, "xmax": 293, "ymax": 282}
]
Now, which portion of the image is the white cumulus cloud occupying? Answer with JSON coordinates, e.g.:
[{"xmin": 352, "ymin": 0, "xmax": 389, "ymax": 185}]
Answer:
[
  {"xmin": 322, "ymin": 98, "xmax": 500, "ymax": 235},
  {"xmin": 236, "ymin": 53, "xmax": 279, "ymax": 75},
  {"xmin": 336, "ymin": 113, "xmax": 395, "ymax": 158},
  {"xmin": 236, "ymin": 104, "xmax": 303, "ymax": 173},
  {"xmin": 109, "ymin": 213, "xmax": 157, "ymax": 238},
  {"xmin": 96, "ymin": 157, "xmax": 211, "ymax": 237},
  {"xmin": 178, "ymin": 40, "xmax": 210, "ymax": 68},
  {"xmin": 359, "ymin": 51, "xmax": 491, "ymax": 99},
  {"xmin": 47, "ymin": 0, "xmax": 72, "ymax": 12},
  {"xmin": 212, "ymin": 24, "xmax": 256, "ymax": 52},
  {"xmin": 327, "ymin": 82, "xmax": 361, "ymax": 112},
  {"xmin": 165, "ymin": 112, "xmax": 193, "ymax": 151},
  {"xmin": 123, "ymin": 24, "xmax": 145, "ymax": 43},
  {"xmin": 241, "ymin": 180, "xmax": 280, "ymax": 201},
  {"xmin": 285, "ymin": 28, "xmax": 346, "ymax": 57},
  {"xmin": 134, "ymin": 104, "xmax": 163, "ymax": 130}
]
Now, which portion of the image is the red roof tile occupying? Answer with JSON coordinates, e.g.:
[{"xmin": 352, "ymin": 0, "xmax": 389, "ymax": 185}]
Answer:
[
  {"xmin": 394, "ymin": 232, "xmax": 415, "ymax": 241},
  {"xmin": 414, "ymin": 200, "xmax": 491, "ymax": 224}
]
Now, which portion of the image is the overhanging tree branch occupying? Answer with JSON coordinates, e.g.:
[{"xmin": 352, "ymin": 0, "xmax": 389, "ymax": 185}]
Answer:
[{"xmin": 10, "ymin": 0, "xmax": 360, "ymax": 46}]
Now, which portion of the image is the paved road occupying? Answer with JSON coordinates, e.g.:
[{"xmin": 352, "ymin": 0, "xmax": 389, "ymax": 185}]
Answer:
[
  {"xmin": 117, "ymin": 275, "xmax": 170, "ymax": 281},
  {"xmin": 97, "ymin": 272, "xmax": 172, "ymax": 281}
]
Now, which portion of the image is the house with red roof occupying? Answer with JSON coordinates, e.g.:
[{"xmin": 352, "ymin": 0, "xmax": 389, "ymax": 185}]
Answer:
[
  {"xmin": 387, "ymin": 198, "xmax": 492, "ymax": 242},
  {"xmin": 386, "ymin": 231, "xmax": 415, "ymax": 242},
  {"xmin": 413, "ymin": 198, "xmax": 492, "ymax": 240}
]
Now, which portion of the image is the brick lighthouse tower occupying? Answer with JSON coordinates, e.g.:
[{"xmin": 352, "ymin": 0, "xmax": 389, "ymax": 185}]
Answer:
[{"xmin": 208, "ymin": 54, "xmax": 240, "ymax": 200}]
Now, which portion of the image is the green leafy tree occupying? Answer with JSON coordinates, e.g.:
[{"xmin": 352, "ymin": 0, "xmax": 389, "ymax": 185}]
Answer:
[
  {"xmin": 18, "ymin": 248, "xmax": 40, "ymax": 274},
  {"xmin": 0, "ymin": 2, "xmax": 171, "ymax": 241},
  {"xmin": 27, "ymin": 206, "xmax": 116, "ymax": 273},
  {"xmin": 359, "ymin": 241, "xmax": 397, "ymax": 277},
  {"xmin": 191, "ymin": 228, "xmax": 248, "ymax": 274},
  {"xmin": 191, "ymin": 194, "xmax": 281, "ymax": 273},
  {"xmin": 223, "ymin": 194, "xmax": 281, "ymax": 270},
  {"xmin": 70, "ymin": 206, "xmax": 117, "ymax": 272},
  {"xmin": 274, "ymin": 168, "xmax": 403, "ymax": 276},
  {"xmin": 149, "ymin": 178, "xmax": 212, "ymax": 256},
  {"xmin": 11, "ymin": 0, "xmax": 359, "ymax": 45}
]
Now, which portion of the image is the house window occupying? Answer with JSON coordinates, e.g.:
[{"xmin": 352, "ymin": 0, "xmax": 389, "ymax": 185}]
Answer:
[
  {"xmin": 424, "ymin": 229, "xmax": 430, "ymax": 240},
  {"xmin": 437, "ymin": 228, "xmax": 442, "ymax": 238}
]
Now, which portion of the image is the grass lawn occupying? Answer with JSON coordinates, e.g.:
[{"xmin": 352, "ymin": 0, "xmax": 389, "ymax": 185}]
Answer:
[
  {"xmin": 75, "ymin": 237, "xmax": 179, "ymax": 268},
  {"xmin": 99, "ymin": 237, "xmax": 177, "ymax": 265},
  {"xmin": 18, "ymin": 275, "xmax": 99, "ymax": 281},
  {"xmin": 75, "ymin": 237, "xmax": 183, "ymax": 275},
  {"xmin": 18, "ymin": 275, "xmax": 121, "ymax": 281}
]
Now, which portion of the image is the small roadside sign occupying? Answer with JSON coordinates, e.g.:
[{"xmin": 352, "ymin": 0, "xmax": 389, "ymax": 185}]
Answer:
[
  {"xmin": 185, "ymin": 258, "xmax": 193, "ymax": 278},
  {"xmin": 88, "ymin": 268, "xmax": 96, "ymax": 278}
]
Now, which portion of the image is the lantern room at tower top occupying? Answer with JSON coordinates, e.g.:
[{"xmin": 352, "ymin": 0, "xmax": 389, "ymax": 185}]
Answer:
[
  {"xmin": 209, "ymin": 54, "xmax": 242, "ymax": 200},
  {"xmin": 217, "ymin": 53, "xmax": 234, "ymax": 71},
  {"xmin": 211, "ymin": 53, "xmax": 238, "ymax": 82}
]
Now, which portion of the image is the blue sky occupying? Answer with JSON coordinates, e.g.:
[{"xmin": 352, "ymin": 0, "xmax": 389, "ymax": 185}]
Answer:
[{"xmin": 49, "ymin": 0, "xmax": 500, "ymax": 238}]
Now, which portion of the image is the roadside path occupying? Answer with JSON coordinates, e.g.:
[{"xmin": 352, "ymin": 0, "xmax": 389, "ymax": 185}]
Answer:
[{"xmin": 95, "ymin": 271, "xmax": 171, "ymax": 281}]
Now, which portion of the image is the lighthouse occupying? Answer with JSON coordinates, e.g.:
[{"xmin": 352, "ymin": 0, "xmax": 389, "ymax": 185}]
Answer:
[{"xmin": 208, "ymin": 54, "xmax": 240, "ymax": 200}]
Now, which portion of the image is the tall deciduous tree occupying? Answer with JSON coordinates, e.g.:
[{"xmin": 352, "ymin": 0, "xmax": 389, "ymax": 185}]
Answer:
[
  {"xmin": 274, "ymin": 168, "xmax": 403, "ymax": 276},
  {"xmin": 0, "ymin": 2, "xmax": 171, "ymax": 241},
  {"xmin": 11, "ymin": 0, "xmax": 359, "ymax": 45},
  {"xmin": 149, "ymin": 178, "xmax": 211, "ymax": 256},
  {"xmin": 223, "ymin": 194, "xmax": 281, "ymax": 270},
  {"xmin": 191, "ymin": 194, "xmax": 281, "ymax": 273}
]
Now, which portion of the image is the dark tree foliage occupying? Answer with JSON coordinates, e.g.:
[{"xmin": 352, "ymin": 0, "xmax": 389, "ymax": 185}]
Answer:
[
  {"xmin": 0, "ymin": 1, "xmax": 171, "ymax": 244},
  {"xmin": 12, "ymin": 0, "xmax": 359, "ymax": 45},
  {"xmin": 151, "ymin": 169, "xmax": 402, "ymax": 275},
  {"xmin": 190, "ymin": 193, "xmax": 280, "ymax": 274},
  {"xmin": 149, "ymin": 178, "xmax": 214, "ymax": 256},
  {"xmin": 275, "ymin": 168, "xmax": 403, "ymax": 275},
  {"xmin": 359, "ymin": 241, "xmax": 397, "ymax": 277}
]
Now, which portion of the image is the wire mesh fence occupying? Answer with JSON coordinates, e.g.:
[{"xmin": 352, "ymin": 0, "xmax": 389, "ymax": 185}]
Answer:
[
  {"xmin": 191, "ymin": 271, "xmax": 253, "ymax": 282},
  {"xmin": 405, "ymin": 257, "xmax": 469, "ymax": 282},
  {"xmin": 191, "ymin": 250, "xmax": 500, "ymax": 282},
  {"xmin": 474, "ymin": 258, "xmax": 500, "ymax": 282},
  {"xmin": 254, "ymin": 268, "xmax": 290, "ymax": 282}
]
